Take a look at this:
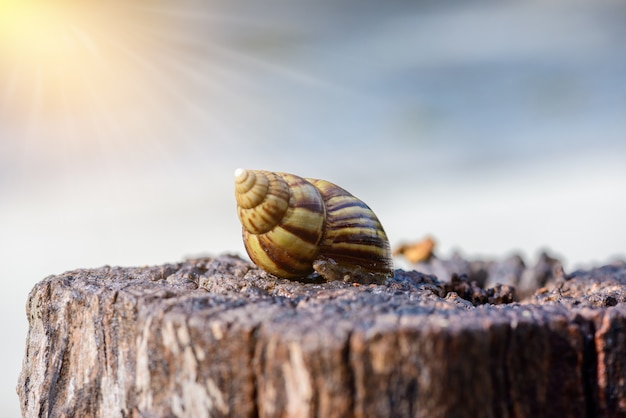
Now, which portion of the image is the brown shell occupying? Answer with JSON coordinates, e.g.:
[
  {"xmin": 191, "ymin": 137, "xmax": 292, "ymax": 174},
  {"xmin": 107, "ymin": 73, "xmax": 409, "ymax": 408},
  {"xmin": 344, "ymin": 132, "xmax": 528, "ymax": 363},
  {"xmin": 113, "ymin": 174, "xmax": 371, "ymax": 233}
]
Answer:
[{"xmin": 234, "ymin": 168, "xmax": 393, "ymax": 282}]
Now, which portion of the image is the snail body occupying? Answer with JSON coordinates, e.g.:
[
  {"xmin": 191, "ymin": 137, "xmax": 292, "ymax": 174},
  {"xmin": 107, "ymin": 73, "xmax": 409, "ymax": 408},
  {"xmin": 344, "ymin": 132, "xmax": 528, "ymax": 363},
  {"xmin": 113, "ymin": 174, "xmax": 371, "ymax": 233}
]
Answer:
[{"xmin": 234, "ymin": 168, "xmax": 393, "ymax": 283}]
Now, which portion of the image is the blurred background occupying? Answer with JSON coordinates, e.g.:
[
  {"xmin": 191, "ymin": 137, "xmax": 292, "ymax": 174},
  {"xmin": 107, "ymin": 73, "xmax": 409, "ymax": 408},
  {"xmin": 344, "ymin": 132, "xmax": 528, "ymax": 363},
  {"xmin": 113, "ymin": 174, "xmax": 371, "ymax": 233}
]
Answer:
[{"xmin": 2, "ymin": 0, "xmax": 626, "ymax": 414}]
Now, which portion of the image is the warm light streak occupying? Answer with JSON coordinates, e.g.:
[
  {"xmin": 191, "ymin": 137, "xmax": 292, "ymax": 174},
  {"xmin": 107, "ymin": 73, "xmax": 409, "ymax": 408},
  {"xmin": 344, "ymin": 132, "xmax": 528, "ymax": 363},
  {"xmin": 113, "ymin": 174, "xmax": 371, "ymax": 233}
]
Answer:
[
  {"xmin": 0, "ymin": 1, "xmax": 88, "ymax": 62},
  {"xmin": 0, "ymin": 0, "xmax": 186, "ymax": 158},
  {"xmin": 0, "ymin": 0, "xmax": 325, "ymax": 163},
  {"xmin": 0, "ymin": 1, "xmax": 114, "ymax": 124}
]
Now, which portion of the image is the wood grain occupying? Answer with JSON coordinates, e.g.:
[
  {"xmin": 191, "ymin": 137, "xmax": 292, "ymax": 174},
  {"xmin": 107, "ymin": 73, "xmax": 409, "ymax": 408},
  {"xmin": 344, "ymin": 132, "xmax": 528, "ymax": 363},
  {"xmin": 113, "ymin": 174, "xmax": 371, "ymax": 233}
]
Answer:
[{"xmin": 17, "ymin": 255, "xmax": 626, "ymax": 417}]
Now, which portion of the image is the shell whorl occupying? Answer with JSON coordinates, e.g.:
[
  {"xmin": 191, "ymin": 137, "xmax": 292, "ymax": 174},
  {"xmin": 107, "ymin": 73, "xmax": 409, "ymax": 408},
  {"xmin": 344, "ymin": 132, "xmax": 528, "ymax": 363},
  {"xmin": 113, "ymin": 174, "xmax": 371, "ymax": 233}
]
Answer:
[
  {"xmin": 234, "ymin": 169, "xmax": 393, "ymax": 282},
  {"xmin": 235, "ymin": 168, "xmax": 290, "ymax": 234},
  {"xmin": 235, "ymin": 169, "xmax": 326, "ymax": 278},
  {"xmin": 308, "ymin": 179, "xmax": 393, "ymax": 278}
]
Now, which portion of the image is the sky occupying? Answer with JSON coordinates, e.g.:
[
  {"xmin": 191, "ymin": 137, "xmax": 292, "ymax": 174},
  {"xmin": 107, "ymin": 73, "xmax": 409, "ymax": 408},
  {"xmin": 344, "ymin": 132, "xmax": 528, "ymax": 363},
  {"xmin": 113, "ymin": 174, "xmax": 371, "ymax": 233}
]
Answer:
[{"xmin": 2, "ymin": 0, "xmax": 626, "ymax": 415}]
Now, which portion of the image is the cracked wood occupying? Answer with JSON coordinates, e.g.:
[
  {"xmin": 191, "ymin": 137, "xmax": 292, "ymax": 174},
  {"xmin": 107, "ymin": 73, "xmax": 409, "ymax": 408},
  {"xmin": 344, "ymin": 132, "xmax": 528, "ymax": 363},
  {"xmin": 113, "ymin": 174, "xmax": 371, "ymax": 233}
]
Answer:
[{"xmin": 17, "ymin": 255, "xmax": 626, "ymax": 417}]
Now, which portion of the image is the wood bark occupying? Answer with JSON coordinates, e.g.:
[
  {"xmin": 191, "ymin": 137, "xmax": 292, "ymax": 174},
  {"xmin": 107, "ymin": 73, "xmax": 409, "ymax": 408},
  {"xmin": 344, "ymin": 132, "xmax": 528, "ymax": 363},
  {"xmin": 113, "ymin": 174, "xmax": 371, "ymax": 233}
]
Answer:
[{"xmin": 16, "ymin": 255, "xmax": 626, "ymax": 417}]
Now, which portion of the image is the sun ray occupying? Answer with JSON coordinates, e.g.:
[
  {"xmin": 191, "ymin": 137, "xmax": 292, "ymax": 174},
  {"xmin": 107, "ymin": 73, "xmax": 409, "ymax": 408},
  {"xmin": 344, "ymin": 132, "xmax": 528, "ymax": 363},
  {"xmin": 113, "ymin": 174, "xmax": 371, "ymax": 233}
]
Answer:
[
  {"xmin": 0, "ymin": 0, "xmax": 354, "ymax": 189},
  {"xmin": 1, "ymin": 62, "xmax": 17, "ymax": 110}
]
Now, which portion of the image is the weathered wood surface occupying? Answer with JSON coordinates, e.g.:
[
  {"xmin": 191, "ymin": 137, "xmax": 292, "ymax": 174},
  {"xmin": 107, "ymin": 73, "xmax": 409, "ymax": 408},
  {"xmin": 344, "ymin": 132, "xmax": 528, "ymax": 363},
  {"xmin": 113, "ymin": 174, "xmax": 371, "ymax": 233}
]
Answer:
[{"xmin": 17, "ymin": 255, "xmax": 626, "ymax": 418}]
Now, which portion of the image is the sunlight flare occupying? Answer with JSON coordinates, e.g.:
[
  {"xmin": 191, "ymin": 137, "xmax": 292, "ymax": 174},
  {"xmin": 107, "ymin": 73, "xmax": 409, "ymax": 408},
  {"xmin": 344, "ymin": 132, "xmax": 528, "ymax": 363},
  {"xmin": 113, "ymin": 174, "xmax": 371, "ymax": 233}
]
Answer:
[{"xmin": 0, "ymin": 0, "xmax": 182, "ymax": 157}]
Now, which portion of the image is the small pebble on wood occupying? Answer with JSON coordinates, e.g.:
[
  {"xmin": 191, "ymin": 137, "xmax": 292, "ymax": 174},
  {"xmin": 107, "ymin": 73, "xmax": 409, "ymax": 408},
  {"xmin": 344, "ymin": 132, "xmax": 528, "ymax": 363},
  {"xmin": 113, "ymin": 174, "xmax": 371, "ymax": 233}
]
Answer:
[{"xmin": 16, "ymin": 254, "xmax": 626, "ymax": 417}]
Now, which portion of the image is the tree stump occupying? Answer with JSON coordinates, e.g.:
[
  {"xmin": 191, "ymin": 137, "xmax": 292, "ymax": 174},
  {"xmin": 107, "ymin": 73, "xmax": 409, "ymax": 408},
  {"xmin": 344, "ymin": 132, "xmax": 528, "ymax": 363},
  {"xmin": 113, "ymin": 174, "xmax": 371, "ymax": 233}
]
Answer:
[{"xmin": 16, "ymin": 255, "xmax": 626, "ymax": 417}]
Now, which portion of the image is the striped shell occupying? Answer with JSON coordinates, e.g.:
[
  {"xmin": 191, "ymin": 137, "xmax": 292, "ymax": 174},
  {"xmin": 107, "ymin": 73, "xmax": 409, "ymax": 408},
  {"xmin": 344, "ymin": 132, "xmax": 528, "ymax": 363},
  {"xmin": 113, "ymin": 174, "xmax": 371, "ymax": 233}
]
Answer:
[{"xmin": 234, "ymin": 168, "xmax": 393, "ymax": 283}]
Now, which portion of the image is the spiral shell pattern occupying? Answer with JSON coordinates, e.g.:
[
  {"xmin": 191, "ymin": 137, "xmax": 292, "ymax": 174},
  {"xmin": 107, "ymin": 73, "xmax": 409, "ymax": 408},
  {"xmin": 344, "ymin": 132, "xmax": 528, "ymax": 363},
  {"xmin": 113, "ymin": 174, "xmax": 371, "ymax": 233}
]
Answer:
[{"xmin": 234, "ymin": 168, "xmax": 393, "ymax": 282}]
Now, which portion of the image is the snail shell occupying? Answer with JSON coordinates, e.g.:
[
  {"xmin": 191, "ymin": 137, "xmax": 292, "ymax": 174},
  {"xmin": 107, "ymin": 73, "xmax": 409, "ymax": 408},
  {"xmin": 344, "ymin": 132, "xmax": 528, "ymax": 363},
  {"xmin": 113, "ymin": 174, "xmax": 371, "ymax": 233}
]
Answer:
[{"xmin": 234, "ymin": 168, "xmax": 393, "ymax": 283}]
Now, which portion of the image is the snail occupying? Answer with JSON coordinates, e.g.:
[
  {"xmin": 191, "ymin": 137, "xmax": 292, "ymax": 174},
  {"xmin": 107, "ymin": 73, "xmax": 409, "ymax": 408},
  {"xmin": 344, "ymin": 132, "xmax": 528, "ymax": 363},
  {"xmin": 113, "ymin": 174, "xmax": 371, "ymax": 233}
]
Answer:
[{"xmin": 234, "ymin": 169, "xmax": 394, "ymax": 284}]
